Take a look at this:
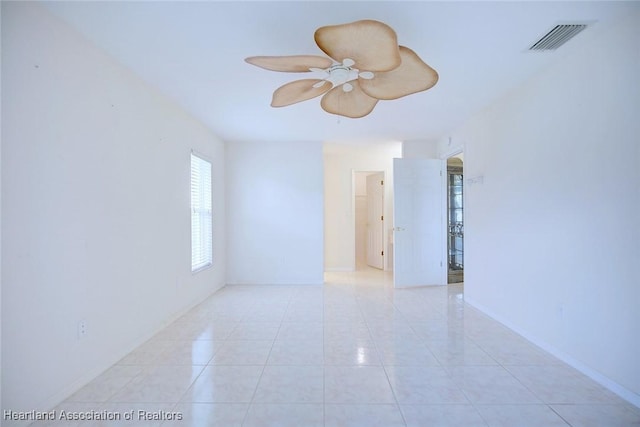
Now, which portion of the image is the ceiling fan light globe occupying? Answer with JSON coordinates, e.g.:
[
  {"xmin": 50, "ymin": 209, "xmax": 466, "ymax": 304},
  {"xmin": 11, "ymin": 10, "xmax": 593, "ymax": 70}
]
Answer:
[{"xmin": 343, "ymin": 58, "xmax": 355, "ymax": 67}]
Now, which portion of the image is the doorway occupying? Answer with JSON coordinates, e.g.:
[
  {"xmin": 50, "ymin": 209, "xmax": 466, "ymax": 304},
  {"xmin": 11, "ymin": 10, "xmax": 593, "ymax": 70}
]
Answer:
[
  {"xmin": 447, "ymin": 155, "xmax": 464, "ymax": 283},
  {"xmin": 354, "ymin": 171, "xmax": 384, "ymax": 270}
]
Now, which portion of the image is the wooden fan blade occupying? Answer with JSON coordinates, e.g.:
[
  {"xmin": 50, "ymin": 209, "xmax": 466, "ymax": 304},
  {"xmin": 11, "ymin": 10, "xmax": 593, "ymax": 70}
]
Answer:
[
  {"xmin": 359, "ymin": 46, "xmax": 438, "ymax": 100},
  {"xmin": 245, "ymin": 55, "xmax": 333, "ymax": 72},
  {"xmin": 320, "ymin": 80, "xmax": 378, "ymax": 118},
  {"xmin": 271, "ymin": 79, "xmax": 332, "ymax": 107},
  {"xmin": 314, "ymin": 20, "xmax": 401, "ymax": 72}
]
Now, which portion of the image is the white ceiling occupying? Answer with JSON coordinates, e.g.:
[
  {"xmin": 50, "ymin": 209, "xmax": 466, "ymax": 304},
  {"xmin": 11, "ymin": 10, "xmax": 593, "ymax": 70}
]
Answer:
[{"xmin": 42, "ymin": 1, "xmax": 637, "ymax": 144}]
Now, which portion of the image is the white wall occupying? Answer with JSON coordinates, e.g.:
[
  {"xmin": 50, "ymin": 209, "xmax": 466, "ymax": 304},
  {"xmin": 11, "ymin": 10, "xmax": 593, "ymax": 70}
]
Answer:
[
  {"xmin": 226, "ymin": 141, "xmax": 324, "ymax": 285},
  {"xmin": 1, "ymin": 3, "xmax": 226, "ymax": 417},
  {"xmin": 324, "ymin": 142, "xmax": 402, "ymax": 271},
  {"xmin": 442, "ymin": 11, "xmax": 640, "ymax": 405},
  {"xmin": 402, "ymin": 140, "xmax": 440, "ymax": 159}
]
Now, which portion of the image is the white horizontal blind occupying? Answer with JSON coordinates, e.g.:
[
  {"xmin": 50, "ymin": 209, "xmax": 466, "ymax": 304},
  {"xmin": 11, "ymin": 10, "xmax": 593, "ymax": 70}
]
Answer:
[{"xmin": 191, "ymin": 153, "xmax": 212, "ymax": 271}]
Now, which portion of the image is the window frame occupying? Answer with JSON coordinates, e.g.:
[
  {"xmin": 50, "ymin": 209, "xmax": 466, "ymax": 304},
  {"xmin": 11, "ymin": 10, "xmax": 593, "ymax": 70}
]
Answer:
[{"xmin": 190, "ymin": 151, "xmax": 213, "ymax": 273}]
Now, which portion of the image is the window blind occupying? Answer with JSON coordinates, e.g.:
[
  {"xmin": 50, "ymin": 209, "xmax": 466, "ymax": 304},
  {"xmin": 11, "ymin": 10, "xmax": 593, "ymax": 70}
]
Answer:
[{"xmin": 191, "ymin": 153, "xmax": 212, "ymax": 271}]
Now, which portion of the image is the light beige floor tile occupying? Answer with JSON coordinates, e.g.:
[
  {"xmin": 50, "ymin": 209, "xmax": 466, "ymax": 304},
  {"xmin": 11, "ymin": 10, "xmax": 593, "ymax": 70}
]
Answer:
[
  {"xmin": 325, "ymin": 404, "xmax": 406, "ymax": 427},
  {"xmin": 243, "ymin": 403, "xmax": 324, "ymax": 427},
  {"xmin": 387, "ymin": 366, "xmax": 469, "ymax": 404},
  {"xmin": 162, "ymin": 403, "xmax": 247, "ymax": 427},
  {"xmin": 276, "ymin": 321, "xmax": 323, "ymax": 341},
  {"xmin": 227, "ymin": 322, "xmax": 281, "ymax": 340},
  {"xmin": 180, "ymin": 365, "xmax": 263, "ymax": 403},
  {"xmin": 476, "ymin": 404, "xmax": 570, "ymax": 427},
  {"xmin": 474, "ymin": 339, "xmax": 561, "ymax": 366},
  {"xmin": 401, "ymin": 404, "xmax": 488, "ymax": 427},
  {"xmin": 324, "ymin": 321, "xmax": 372, "ymax": 342},
  {"xmin": 447, "ymin": 366, "xmax": 541, "ymax": 404},
  {"xmin": 154, "ymin": 322, "xmax": 238, "ymax": 341},
  {"xmin": 324, "ymin": 340, "xmax": 381, "ymax": 366},
  {"xmin": 505, "ymin": 365, "xmax": 625, "ymax": 404},
  {"xmin": 426, "ymin": 339, "xmax": 497, "ymax": 366},
  {"xmin": 155, "ymin": 340, "xmax": 220, "ymax": 366},
  {"xmin": 268, "ymin": 339, "xmax": 324, "ymax": 365},
  {"xmin": 209, "ymin": 340, "xmax": 273, "ymax": 365},
  {"xmin": 109, "ymin": 365, "xmax": 204, "ymax": 403},
  {"xmin": 376, "ymin": 339, "xmax": 440, "ymax": 366},
  {"xmin": 253, "ymin": 365, "xmax": 324, "ymax": 403},
  {"xmin": 550, "ymin": 404, "xmax": 640, "ymax": 427},
  {"xmin": 325, "ymin": 366, "xmax": 396, "ymax": 403},
  {"xmin": 323, "ymin": 309, "xmax": 366, "ymax": 323},
  {"xmin": 283, "ymin": 307, "xmax": 324, "ymax": 322},
  {"xmin": 410, "ymin": 322, "xmax": 467, "ymax": 341},
  {"xmin": 116, "ymin": 340, "xmax": 174, "ymax": 366},
  {"xmin": 66, "ymin": 366, "xmax": 144, "ymax": 402},
  {"xmin": 88, "ymin": 402, "xmax": 175, "ymax": 427},
  {"xmin": 242, "ymin": 309, "xmax": 286, "ymax": 323}
]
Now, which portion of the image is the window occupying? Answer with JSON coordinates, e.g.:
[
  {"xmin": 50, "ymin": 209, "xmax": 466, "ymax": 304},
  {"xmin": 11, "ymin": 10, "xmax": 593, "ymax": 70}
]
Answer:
[{"xmin": 191, "ymin": 153, "xmax": 212, "ymax": 272}]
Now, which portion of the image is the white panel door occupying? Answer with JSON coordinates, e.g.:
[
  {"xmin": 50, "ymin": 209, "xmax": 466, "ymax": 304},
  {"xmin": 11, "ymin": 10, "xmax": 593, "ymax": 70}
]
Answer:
[
  {"xmin": 393, "ymin": 158, "xmax": 444, "ymax": 287},
  {"xmin": 366, "ymin": 173, "xmax": 385, "ymax": 269}
]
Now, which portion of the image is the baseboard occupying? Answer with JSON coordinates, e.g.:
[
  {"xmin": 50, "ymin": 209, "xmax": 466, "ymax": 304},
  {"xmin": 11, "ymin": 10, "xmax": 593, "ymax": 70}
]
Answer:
[
  {"xmin": 226, "ymin": 281, "xmax": 324, "ymax": 286},
  {"xmin": 465, "ymin": 296, "xmax": 640, "ymax": 409},
  {"xmin": 324, "ymin": 267, "xmax": 356, "ymax": 272},
  {"xmin": 394, "ymin": 282, "xmax": 447, "ymax": 288}
]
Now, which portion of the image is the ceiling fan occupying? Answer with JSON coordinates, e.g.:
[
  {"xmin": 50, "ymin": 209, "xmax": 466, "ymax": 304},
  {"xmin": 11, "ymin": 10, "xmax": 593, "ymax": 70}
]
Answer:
[{"xmin": 245, "ymin": 19, "xmax": 438, "ymax": 118}]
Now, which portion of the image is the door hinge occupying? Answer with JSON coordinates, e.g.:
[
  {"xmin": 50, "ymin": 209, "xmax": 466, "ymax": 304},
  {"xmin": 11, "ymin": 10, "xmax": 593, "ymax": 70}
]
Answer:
[
  {"xmin": 381, "ymin": 251, "xmax": 384, "ymax": 256},
  {"xmin": 381, "ymin": 180, "xmax": 384, "ymax": 185},
  {"xmin": 440, "ymin": 261, "xmax": 443, "ymax": 267},
  {"xmin": 380, "ymin": 215, "xmax": 384, "ymax": 221},
  {"xmin": 440, "ymin": 170, "xmax": 443, "ymax": 176}
]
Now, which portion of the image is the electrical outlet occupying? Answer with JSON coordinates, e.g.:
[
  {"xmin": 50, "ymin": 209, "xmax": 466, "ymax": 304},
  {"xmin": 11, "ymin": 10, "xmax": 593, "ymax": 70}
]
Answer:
[{"xmin": 78, "ymin": 320, "xmax": 87, "ymax": 339}]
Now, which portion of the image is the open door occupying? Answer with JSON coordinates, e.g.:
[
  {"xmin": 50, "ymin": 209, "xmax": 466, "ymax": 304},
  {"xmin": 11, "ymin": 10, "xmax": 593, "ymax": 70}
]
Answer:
[
  {"xmin": 447, "ymin": 157, "xmax": 464, "ymax": 283},
  {"xmin": 366, "ymin": 172, "xmax": 385, "ymax": 269},
  {"xmin": 393, "ymin": 158, "xmax": 445, "ymax": 287}
]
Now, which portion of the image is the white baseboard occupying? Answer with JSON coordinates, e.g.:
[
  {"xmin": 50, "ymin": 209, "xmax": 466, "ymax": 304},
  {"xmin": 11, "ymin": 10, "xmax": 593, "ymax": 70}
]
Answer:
[
  {"xmin": 465, "ymin": 296, "xmax": 640, "ymax": 409},
  {"xmin": 226, "ymin": 281, "xmax": 324, "ymax": 286}
]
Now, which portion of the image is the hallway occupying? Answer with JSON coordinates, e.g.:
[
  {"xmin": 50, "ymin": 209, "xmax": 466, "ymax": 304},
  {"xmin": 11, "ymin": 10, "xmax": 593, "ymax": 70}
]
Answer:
[{"xmin": 41, "ymin": 270, "xmax": 639, "ymax": 426}]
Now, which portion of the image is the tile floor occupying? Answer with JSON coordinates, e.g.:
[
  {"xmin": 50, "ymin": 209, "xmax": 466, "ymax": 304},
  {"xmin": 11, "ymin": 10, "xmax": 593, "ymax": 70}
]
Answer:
[{"xmin": 37, "ymin": 269, "xmax": 639, "ymax": 426}]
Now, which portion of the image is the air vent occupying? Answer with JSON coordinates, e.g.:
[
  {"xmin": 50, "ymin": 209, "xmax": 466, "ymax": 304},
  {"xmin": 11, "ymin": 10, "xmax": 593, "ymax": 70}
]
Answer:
[{"xmin": 529, "ymin": 24, "xmax": 588, "ymax": 51}]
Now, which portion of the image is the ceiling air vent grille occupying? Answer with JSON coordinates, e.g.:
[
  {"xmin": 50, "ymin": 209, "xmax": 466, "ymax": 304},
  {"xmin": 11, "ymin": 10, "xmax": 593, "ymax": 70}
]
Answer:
[{"xmin": 529, "ymin": 24, "xmax": 588, "ymax": 51}]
